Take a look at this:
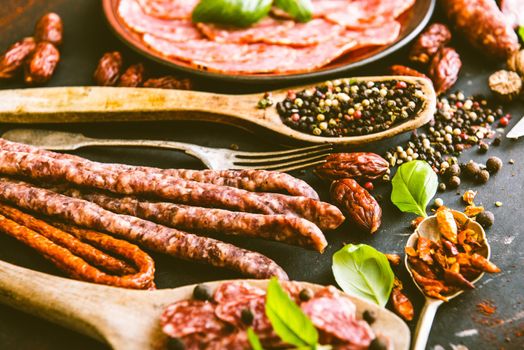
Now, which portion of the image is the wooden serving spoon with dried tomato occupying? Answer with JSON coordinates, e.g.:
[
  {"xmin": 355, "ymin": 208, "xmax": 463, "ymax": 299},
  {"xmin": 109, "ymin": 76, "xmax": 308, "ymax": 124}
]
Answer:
[{"xmin": 405, "ymin": 209, "xmax": 496, "ymax": 350}]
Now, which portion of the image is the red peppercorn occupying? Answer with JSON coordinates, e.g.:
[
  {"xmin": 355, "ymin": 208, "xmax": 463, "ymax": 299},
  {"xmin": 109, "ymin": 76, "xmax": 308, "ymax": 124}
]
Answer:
[
  {"xmin": 455, "ymin": 101, "xmax": 463, "ymax": 108},
  {"xmin": 354, "ymin": 110, "xmax": 362, "ymax": 119},
  {"xmin": 291, "ymin": 113, "xmax": 300, "ymax": 122},
  {"xmin": 499, "ymin": 116, "xmax": 509, "ymax": 127},
  {"xmin": 396, "ymin": 81, "xmax": 407, "ymax": 89},
  {"xmin": 364, "ymin": 182, "xmax": 374, "ymax": 191},
  {"xmin": 287, "ymin": 90, "xmax": 296, "ymax": 100}
]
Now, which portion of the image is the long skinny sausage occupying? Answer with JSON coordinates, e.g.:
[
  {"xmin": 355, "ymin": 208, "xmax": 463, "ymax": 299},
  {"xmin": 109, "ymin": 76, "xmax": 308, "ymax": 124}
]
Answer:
[
  {"xmin": 0, "ymin": 177, "xmax": 288, "ymax": 280},
  {"xmin": 0, "ymin": 150, "xmax": 344, "ymax": 230},
  {"xmin": 0, "ymin": 138, "xmax": 319, "ymax": 199},
  {"xmin": 0, "ymin": 205, "xmax": 155, "ymax": 289},
  {"xmin": 58, "ymin": 188, "xmax": 327, "ymax": 252}
]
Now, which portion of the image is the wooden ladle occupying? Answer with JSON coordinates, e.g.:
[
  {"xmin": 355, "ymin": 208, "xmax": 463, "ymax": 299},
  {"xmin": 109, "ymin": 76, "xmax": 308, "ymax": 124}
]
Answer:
[
  {"xmin": 0, "ymin": 76, "xmax": 435, "ymax": 145},
  {"xmin": 0, "ymin": 259, "xmax": 410, "ymax": 350},
  {"xmin": 405, "ymin": 210, "xmax": 491, "ymax": 350}
]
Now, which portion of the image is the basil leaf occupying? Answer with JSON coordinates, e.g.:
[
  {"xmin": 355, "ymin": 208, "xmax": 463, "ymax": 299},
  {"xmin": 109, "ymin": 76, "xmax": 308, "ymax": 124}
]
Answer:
[
  {"xmin": 247, "ymin": 327, "xmax": 264, "ymax": 350},
  {"xmin": 265, "ymin": 277, "xmax": 318, "ymax": 347},
  {"xmin": 391, "ymin": 160, "xmax": 438, "ymax": 217},
  {"xmin": 274, "ymin": 0, "xmax": 313, "ymax": 22},
  {"xmin": 519, "ymin": 26, "xmax": 524, "ymax": 42},
  {"xmin": 192, "ymin": 0, "xmax": 272, "ymax": 27},
  {"xmin": 332, "ymin": 244, "xmax": 394, "ymax": 307}
]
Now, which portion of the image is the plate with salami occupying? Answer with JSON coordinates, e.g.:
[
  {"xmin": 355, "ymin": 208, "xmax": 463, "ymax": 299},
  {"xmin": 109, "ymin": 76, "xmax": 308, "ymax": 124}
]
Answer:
[{"xmin": 103, "ymin": 0, "xmax": 436, "ymax": 83}]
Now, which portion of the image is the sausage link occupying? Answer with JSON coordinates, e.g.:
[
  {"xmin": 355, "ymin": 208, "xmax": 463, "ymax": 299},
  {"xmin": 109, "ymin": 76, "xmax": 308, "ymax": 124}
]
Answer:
[
  {"xmin": 59, "ymin": 188, "xmax": 327, "ymax": 252},
  {"xmin": 0, "ymin": 149, "xmax": 343, "ymax": 230},
  {"xmin": 0, "ymin": 203, "xmax": 134, "ymax": 275},
  {"xmin": 0, "ymin": 208, "xmax": 155, "ymax": 289},
  {"xmin": 0, "ymin": 139, "xmax": 319, "ymax": 199},
  {"xmin": 0, "ymin": 177, "xmax": 288, "ymax": 280}
]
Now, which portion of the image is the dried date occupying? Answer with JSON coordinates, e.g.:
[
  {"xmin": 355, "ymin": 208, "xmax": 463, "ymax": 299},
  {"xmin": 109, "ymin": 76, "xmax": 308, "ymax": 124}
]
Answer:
[
  {"xmin": 428, "ymin": 47, "xmax": 462, "ymax": 95},
  {"xmin": 118, "ymin": 63, "xmax": 145, "ymax": 87},
  {"xmin": 24, "ymin": 42, "xmax": 60, "ymax": 84},
  {"xmin": 315, "ymin": 153, "xmax": 389, "ymax": 182},
  {"xmin": 389, "ymin": 65, "xmax": 429, "ymax": 80},
  {"xmin": 143, "ymin": 76, "xmax": 192, "ymax": 90},
  {"xmin": 0, "ymin": 37, "xmax": 36, "ymax": 79},
  {"xmin": 93, "ymin": 51, "xmax": 123, "ymax": 86},
  {"xmin": 35, "ymin": 12, "xmax": 63, "ymax": 46},
  {"xmin": 409, "ymin": 23, "xmax": 451, "ymax": 65},
  {"xmin": 330, "ymin": 178, "xmax": 382, "ymax": 234}
]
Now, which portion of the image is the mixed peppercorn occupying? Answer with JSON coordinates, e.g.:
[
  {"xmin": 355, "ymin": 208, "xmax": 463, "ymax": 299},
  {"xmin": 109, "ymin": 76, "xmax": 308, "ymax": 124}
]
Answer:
[
  {"xmin": 384, "ymin": 91, "xmax": 509, "ymax": 179},
  {"xmin": 276, "ymin": 79, "xmax": 425, "ymax": 137}
]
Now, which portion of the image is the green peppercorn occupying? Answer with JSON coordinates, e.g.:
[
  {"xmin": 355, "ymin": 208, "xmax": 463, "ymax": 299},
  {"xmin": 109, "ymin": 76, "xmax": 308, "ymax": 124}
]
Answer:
[
  {"xmin": 299, "ymin": 288, "xmax": 314, "ymax": 302},
  {"xmin": 486, "ymin": 156, "xmax": 503, "ymax": 173},
  {"xmin": 448, "ymin": 176, "xmax": 461, "ymax": 189},
  {"xmin": 476, "ymin": 211, "xmax": 495, "ymax": 228},
  {"xmin": 241, "ymin": 308, "xmax": 254, "ymax": 325},
  {"xmin": 193, "ymin": 284, "xmax": 213, "ymax": 301},
  {"xmin": 477, "ymin": 170, "xmax": 490, "ymax": 184},
  {"xmin": 363, "ymin": 310, "xmax": 377, "ymax": 325}
]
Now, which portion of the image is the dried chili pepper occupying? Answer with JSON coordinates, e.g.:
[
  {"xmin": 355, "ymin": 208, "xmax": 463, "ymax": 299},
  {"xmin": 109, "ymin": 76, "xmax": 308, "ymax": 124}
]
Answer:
[
  {"xmin": 436, "ymin": 207, "xmax": 458, "ymax": 243},
  {"xmin": 391, "ymin": 287, "xmax": 414, "ymax": 321},
  {"xmin": 389, "ymin": 65, "xmax": 429, "ymax": 79}
]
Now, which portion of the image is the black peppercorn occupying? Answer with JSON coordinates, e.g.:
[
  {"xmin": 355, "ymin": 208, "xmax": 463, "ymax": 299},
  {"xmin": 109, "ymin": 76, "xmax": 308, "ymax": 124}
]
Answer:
[
  {"xmin": 193, "ymin": 284, "xmax": 213, "ymax": 301},
  {"xmin": 464, "ymin": 161, "xmax": 481, "ymax": 179},
  {"xmin": 167, "ymin": 337, "xmax": 185, "ymax": 350},
  {"xmin": 444, "ymin": 164, "xmax": 461, "ymax": 178},
  {"xmin": 438, "ymin": 183, "xmax": 447, "ymax": 192},
  {"xmin": 478, "ymin": 142, "xmax": 489, "ymax": 153},
  {"xmin": 299, "ymin": 288, "xmax": 314, "ymax": 302},
  {"xmin": 448, "ymin": 176, "xmax": 461, "ymax": 189},
  {"xmin": 369, "ymin": 337, "xmax": 388, "ymax": 350},
  {"xmin": 241, "ymin": 308, "xmax": 254, "ymax": 325},
  {"xmin": 477, "ymin": 169, "xmax": 490, "ymax": 184},
  {"xmin": 363, "ymin": 310, "xmax": 377, "ymax": 325},
  {"xmin": 486, "ymin": 156, "xmax": 503, "ymax": 173},
  {"xmin": 476, "ymin": 210, "xmax": 495, "ymax": 228}
]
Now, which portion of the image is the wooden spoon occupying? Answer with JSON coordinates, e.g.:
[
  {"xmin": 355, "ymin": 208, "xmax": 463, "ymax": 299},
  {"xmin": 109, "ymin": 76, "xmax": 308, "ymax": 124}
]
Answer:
[
  {"xmin": 0, "ymin": 259, "xmax": 410, "ymax": 350},
  {"xmin": 0, "ymin": 76, "xmax": 435, "ymax": 145},
  {"xmin": 405, "ymin": 210, "xmax": 491, "ymax": 350}
]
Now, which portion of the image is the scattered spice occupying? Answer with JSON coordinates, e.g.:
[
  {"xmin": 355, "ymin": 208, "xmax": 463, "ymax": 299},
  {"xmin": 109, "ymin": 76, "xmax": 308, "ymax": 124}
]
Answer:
[
  {"xmin": 509, "ymin": 159, "xmax": 515, "ymax": 164},
  {"xmin": 486, "ymin": 156, "xmax": 503, "ymax": 173},
  {"xmin": 477, "ymin": 300, "xmax": 497, "ymax": 316},
  {"xmin": 464, "ymin": 205, "xmax": 484, "ymax": 217},
  {"xmin": 385, "ymin": 254, "xmax": 401, "ymax": 266},
  {"xmin": 411, "ymin": 216, "xmax": 425, "ymax": 229},
  {"xmin": 434, "ymin": 198, "xmax": 444, "ymax": 207},
  {"xmin": 488, "ymin": 69, "xmax": 522, "ymax": 102},
  {"xmin": 495, "ymin": 201, "xmax": 503, "ymax": 207},
  {"xmin": 257, "ymin": 92, "xmax": 273, "ymax": 109},
  {"xmin": 448, "ymin": 175, "xmax": 461, "ymax": 189},
  {"xmin": 277, "ymin": 79, "xmax": 425, "ymax": 137},
  {"xmin": 476, "ymin": 211, "xmax": 495, "ymax": 228},
  {"xmin": 477, "ymin": 169, "xmax": 490, "ymax": 184},
  {"xmin": 462, "ymin": 190, "xmax": 477, "ymax": 205}
]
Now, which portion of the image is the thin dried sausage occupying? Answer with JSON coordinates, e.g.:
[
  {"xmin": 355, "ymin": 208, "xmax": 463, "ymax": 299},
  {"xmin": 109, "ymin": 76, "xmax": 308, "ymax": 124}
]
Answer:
[
  {"xmin": 59, "ymin": 188, "xmax": 328, "ymax": 252},
  {"xmin": 0, "ymin": 177, "xmax": 288, "ymax": 280}
]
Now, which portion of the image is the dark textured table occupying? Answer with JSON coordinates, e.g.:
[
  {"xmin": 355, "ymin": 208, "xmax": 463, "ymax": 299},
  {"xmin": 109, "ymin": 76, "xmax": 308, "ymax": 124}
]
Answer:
[{"xmin": 0, "ymin": 1, "xmax": 523, "ymax": 349}]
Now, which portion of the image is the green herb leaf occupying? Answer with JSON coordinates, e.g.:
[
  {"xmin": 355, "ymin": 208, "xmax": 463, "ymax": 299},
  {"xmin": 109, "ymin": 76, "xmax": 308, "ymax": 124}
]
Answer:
[
  {"xmin": 192, "ymin": 0, "xmax": 272, "ymax": 27},
  {"xmin": 274, "ymin": 0, "xmax": 313, "ymax": 22},
  {"xmin": 391, "ymin": 160, "xmax": 438, "ymax": 217},
  {"xmin": 247, "ymin": 327, "xmax": 264, "ymax": 350},
  {"xmin": 519, "ymin": 26, "xmax": 524, "ymax": 42},
  {"xmin": 332, "ymin": 244, "xmax": 394, "ymax": 307},
  {"xmin": 265, "ymin": 277, "xmax": 318, "ymax": 347}
]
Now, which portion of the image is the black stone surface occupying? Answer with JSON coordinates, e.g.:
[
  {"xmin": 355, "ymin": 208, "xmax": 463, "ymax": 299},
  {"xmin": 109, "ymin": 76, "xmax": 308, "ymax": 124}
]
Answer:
[{"xmin": 0, "ymin": 1, "xmax": 522, "ymax": 349}]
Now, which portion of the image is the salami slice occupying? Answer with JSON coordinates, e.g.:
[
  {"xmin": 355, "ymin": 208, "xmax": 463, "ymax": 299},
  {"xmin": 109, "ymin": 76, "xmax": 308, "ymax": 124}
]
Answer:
[
  {"xmin": 59, "ymin": 188, "xmax": 327, "ymax": 252},
  {"xmin": 118, "ymin": 0, "xmax": 202, "ymax": 42},
  {"xmin": 136, "ymin": 0, "xmax": 198, "ymax": 19},
  {"xmin": 161, "ymin": 300, "xmax": 224, "ymax": 336},
  {"xmin": 204, "ymin": 331, "xmax": 250, "ymax": 350},
  {"xmin": 301, "ymin": 293, "xmax": 374, "ymax": 348},
  {"xmin": 0, "ymin": 177, "xmax": 288, "ymax": 280},
  {"xmin": 213, "ymin": 281, "xmax": 266, "ymax": 304},
  {"xmin": 197, "ymin": 18, "xmax": 343, "ymax": 47},
  {"xmin": 501, "ymin": 0, "xmax": 524, "ymax": 28}
]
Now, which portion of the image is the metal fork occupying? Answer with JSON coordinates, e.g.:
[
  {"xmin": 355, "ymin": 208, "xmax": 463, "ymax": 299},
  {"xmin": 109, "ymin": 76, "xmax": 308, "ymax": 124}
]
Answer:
[{"xmin": 1, "ymin": 129, "xmax": 332, "ymax": 171}]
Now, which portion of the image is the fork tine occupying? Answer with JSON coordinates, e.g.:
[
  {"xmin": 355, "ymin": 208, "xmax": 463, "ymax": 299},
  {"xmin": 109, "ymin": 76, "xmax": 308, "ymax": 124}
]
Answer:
[
  {"xmin": 232, "ymin": 147, "xmax": 331, "ymax": 165},
  {"xmin": 234, "ymin": 153, "xmax": 328, "ymax": 170},
  {"xmin": 232, "ymin": 143, "xmax": 332, "ymax": 158},
  {"xmin": 273, "ymin": 159, "xmax": 327, "ymax": 172}
]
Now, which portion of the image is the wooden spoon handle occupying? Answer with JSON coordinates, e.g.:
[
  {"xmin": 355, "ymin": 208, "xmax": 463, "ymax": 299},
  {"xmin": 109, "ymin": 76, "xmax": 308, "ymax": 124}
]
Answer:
[
  {"xmin": 0, "ymin": 87, "xmax": 260, "ymax": 124},
  {"xmin": 412, "ymin": 298, "xmax": 443, "ymax": 350}
]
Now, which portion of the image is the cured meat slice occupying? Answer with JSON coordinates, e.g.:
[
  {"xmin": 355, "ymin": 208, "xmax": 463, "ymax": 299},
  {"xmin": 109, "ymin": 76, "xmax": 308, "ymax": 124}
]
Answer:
[
  {"xmin": 313, "ymin": 0, "xmax": 416, "ymax": 28},
  {"xmin": 216, "ymin": 295, "xmax": 270, "ymax": 331},
  {"xmin": 213, "ymin": 281, "xmax": 266, "ymax": 304},
  {"xmin": 143, "ymin": 21, "xmax": 399, "ymax": 74},
  {"xmin": 301, "ymin": 293, "xmax": 374, "ymax": 349},
  {"xmin": 118, "ymin": 0, "xmax": 202, "ymax": 42},
  {"xmin": 501, "ymin": 0, "xmax": 524, "ymax": 28},
  {"xmin": 161, "ymin": 300, "xmax": 226, "ymax": 338},
  {"xmin": 136, "ymin": 0, "xmax": 199, "ymax": 19},
  {"xmin": 205, "ymin": 331, "xmax": 250, "ymax": 350},
  {"xmin": 197, "ymin": 18, "xmax": 343, "ymax": 47}
]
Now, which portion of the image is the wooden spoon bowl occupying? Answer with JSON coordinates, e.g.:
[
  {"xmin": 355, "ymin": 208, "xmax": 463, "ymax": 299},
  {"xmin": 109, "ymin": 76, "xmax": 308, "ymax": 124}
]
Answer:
[
  {"xmin": 0, "ymin": 259, "xmax": 410, "ymax": 350},
  {"xmin": 0, "ymin": 76, "xmax": 436, "ymax": 146}
]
